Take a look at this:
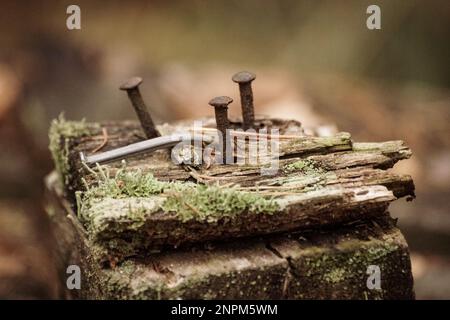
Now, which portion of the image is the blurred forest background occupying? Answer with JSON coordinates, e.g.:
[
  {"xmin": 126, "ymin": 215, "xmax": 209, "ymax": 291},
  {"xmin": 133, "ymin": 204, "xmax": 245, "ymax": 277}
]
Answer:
[{"xmin": 0, "ymin": 0, "xmax": 449, "ymax": 299}]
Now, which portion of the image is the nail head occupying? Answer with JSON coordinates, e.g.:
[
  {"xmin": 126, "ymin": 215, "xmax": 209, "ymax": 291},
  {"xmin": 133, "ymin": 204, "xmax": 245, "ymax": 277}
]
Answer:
[
  {"xmin": 232, "ymin": 71, "xmax": 256, "ymax": 84},
  {"xmin": 120, "ymin": 77, "xmax": 143, "ymax": 90},
  {"xmin": 208, "ymin": 96, "xmax": 233, "ymax": 108}
]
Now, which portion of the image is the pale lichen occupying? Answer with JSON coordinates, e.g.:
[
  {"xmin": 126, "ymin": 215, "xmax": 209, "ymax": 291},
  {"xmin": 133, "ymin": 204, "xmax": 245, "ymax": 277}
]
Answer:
[
  {"xmin": 80, "ymin": 197, "xmax": 165, "ymax": 235},
  {"xmin": 291, "ymin": 236, "xmax": 401, "ymax": 299},
  {"xmin": 283, "ymin": 159, "xmax": 324, "ymax": 175},
  {"xmin": 322, "ymin": 267, "xmax": 346, "ymax": 284}
]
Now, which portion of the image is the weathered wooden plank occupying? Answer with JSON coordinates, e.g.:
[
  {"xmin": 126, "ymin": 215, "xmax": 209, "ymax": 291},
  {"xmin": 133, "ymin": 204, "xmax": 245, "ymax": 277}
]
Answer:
[
  {"xmin": 58, "ymin": 120, "xmax": 410, "ymax": 195},
  {"xmin": 268, "ymin": 219, "xmax": 415, "ymax": 300},
  {"xmin": 192, "ymin": 164, "xmax": 414, "ymax": 198},
  {"xmin": 49, "ymin": 117, "xmax": 414, "ymax": 263},
  {"xmin": 73, "ymin": 165, "xmax": 414, "ymax": 261},
  {"xmin": 86, "ymin": 185, "xmax": 394, "ymax": 263},
  {"xmin": 46, "ymin": 174, "xmax": 413, "ymax": 299}
]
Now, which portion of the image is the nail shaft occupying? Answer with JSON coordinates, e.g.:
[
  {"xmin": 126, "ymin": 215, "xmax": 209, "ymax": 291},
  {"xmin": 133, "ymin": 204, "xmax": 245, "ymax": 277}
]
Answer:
[
  {"xmin": 209, "ymin": 96, "xmax": 233, "ymax": 164},
  {"xmin": 120, "ymin": 77, "xmax": 160, "ymax": 139},
  {"xmin": 232, "ymin": 71, "xmax": 256, "ymax": 130},
  {"xmin": 80, "ymin": 134, "xmax": 211, "ymax": 166}
]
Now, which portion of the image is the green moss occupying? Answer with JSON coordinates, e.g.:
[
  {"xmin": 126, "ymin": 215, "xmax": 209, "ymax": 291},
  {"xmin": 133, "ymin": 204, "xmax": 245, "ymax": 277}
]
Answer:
[
  {"xmin": 48, "ymin": 114, "xmax": 99, "ymax": 185},
  {"xmin": 291, "ymin": 238, "xmax": 400, "ymax": 299},
  {"xmin": 323, "ymin": 267, "xmax": 346, "ymax": 284},
  {"xmin": 80, "ymin": 163, "xmax": 168, "ymax": 201},
  {"xmin": 283, "ymin": 159, "xmax": 324, "ymax": 175},
  {"xmin": 79, "ymin": 164, "xmax": 280, "ymax": 225},
  {"xmin": 121, "ymin": 261, "xmax": 285, "ymax": 300},
  {"xmin": 303, "ymin": 241, "xmax": 398, "ymax": 276},
  {"xmin": 162, "ymin": 183, "xmax": 279, "ymax": 222},
  {"xmin": 44, "ymin": 204, "xmax": 56, "ymax": 218}
]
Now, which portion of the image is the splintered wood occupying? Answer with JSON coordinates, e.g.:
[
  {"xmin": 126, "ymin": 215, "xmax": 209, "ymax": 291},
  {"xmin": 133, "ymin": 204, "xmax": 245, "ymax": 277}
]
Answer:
[{"xmin": 46, "ymin": 117, "xmax": 415, "ymax": 299}]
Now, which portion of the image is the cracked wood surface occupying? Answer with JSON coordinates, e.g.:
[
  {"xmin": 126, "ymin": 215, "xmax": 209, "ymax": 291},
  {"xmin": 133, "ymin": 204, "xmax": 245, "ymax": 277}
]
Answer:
[
  {"xmin": 45, "ymin": 176, "xmax": 414, "ymax": 299},
  {"xmin": 57, "ymin": 118, "xmax": 415, "ymax": 259}
]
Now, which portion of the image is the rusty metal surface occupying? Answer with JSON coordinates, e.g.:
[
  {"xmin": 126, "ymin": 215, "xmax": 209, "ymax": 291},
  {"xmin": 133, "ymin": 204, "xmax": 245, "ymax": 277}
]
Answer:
[
  {"xmin": 209, "ymin": 96, "xmax": 233, "ymax": 163},
  {"xmin": 232, "ymin": 71, "xmax": 256, "ymax": 130},
  {"xmin": 120, "ymin": 77, "xmax": 160, "ymax": 139}
]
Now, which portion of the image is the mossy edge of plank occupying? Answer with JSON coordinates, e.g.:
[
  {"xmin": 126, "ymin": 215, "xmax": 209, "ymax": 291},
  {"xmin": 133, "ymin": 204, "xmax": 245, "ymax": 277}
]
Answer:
[
  {"xmin": 49, "ymin": 118, "xmax": 414, "ymax": 263},
  {"xmin": 45, "ymin": 172, "xmax": 414, "ymax": 299}
]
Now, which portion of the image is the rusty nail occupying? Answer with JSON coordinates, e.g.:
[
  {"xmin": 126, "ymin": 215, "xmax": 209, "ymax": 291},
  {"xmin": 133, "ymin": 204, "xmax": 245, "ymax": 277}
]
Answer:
[
  {"xmin": 120, "ymin": 77, "xmax": 160, "ymax": 139},
  {"xmin": 232, "ymin": 71, "xmax": 256, "ymax": 130},
  {"xmin": 208, "ymin": 96, "xmax": 233, "ymax": 163}
]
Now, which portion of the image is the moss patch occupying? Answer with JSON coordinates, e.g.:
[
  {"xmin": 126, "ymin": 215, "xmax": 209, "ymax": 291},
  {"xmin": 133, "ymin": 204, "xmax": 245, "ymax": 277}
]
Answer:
[
  {"xmin": 283, "ymin": 159, "xmax": 324, "ymax": 175},
  {"xmin": 76, "ymin": 165, "xmax": 281, "ymax": 261},
  {"xmin": 49, "ymin": 114, "xmax": 99, "ymax": 185},
  {"xmin": 288, "ymin": 236, "xmax": 403, "ymax": 299},
  {"xmin": 78, "ymin": 164, "xmax": 280, "ymax": 224},
  {"xmin": 161, "ymin": 183, "xmax": 279, "ymax": 223}
]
